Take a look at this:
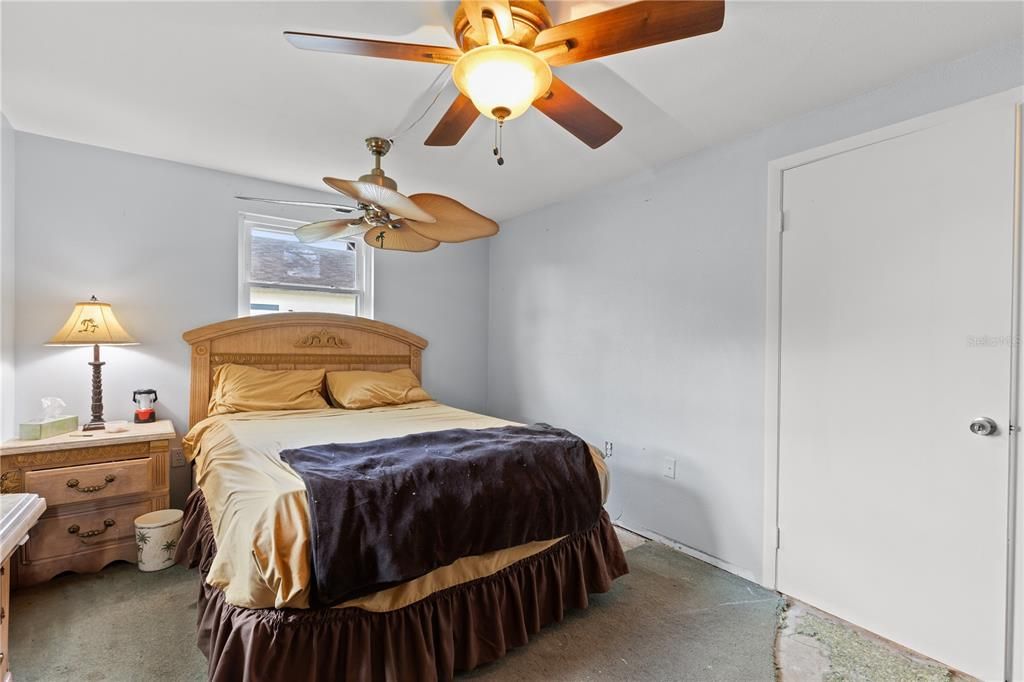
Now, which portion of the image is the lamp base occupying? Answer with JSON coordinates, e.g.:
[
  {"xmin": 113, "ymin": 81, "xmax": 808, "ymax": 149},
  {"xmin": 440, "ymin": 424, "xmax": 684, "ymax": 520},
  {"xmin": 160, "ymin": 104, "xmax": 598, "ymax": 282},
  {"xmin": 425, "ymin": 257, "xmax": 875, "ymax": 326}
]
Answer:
[{"xmin": 85, "ymin": 345, "xmax": 106, "ymax": 432}]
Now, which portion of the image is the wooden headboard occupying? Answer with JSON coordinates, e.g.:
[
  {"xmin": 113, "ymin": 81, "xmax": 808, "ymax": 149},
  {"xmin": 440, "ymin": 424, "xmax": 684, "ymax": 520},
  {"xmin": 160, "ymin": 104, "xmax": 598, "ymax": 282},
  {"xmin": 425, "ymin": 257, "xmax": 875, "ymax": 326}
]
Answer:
[{"xmin": 182, "ymin": 313, "xmax": 428, "ymax": 428}]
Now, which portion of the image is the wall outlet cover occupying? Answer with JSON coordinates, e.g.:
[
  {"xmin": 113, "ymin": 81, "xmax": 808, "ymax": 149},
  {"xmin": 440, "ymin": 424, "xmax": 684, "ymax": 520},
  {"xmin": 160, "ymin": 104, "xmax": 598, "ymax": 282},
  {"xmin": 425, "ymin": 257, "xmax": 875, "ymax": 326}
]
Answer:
[{"xmin": 171, "ymin": 448, "xmax": 187, "ymax": 468}]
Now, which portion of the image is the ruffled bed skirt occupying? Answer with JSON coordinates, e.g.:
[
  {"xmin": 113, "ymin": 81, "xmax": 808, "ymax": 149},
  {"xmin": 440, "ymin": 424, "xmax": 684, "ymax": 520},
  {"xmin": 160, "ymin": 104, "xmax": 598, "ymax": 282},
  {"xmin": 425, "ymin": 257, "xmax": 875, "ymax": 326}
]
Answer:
[{"xmin": 175, "ymin": 489, "xmax": 629, "ymax": 682}]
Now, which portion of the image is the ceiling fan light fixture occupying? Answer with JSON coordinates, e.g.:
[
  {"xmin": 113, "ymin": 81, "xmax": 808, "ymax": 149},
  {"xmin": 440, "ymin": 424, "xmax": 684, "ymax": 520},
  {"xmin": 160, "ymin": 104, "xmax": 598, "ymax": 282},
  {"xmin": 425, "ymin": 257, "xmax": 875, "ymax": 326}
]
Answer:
[{"xmin": 452, "ymin": 44, "xmax": 552, "ymax": 121}]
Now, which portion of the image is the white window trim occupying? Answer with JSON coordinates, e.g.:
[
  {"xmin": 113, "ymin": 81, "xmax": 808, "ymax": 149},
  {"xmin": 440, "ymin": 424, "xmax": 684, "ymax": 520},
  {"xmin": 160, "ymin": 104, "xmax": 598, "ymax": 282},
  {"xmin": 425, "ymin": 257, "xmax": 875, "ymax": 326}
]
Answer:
[{"xmin": 237, "ymin": 211, "xmax": 374, "ymax": 318}]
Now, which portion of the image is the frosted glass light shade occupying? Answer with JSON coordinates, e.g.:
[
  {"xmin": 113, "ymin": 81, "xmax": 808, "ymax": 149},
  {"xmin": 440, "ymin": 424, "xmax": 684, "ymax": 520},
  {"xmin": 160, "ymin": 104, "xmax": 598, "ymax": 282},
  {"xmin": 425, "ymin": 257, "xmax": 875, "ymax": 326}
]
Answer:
[
  {"xmin": 46, "ymin": 297, "xmax": 138, "ymax": 346},
  {"xmin": 452, "ymin": 44, "xmax": 553, "ymax": 121}
]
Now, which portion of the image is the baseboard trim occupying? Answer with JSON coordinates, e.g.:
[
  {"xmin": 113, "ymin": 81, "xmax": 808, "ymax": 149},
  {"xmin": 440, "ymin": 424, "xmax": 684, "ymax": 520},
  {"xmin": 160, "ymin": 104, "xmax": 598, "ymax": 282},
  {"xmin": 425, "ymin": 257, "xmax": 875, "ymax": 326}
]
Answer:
[{"xmin": 613, "ymin": 522, "xmax": 759, "ymax": 584}]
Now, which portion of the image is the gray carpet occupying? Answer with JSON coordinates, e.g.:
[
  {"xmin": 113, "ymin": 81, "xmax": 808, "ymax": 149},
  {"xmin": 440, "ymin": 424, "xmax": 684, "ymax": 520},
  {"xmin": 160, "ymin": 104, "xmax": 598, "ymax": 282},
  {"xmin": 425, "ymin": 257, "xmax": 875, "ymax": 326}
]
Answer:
[
  {"xmin": 10, "ymin": 542, "xmax": 781, "ymax": 681},
  {"xmin": 11, "ymin": 562, "xmax": 207, "ymax": 682}
]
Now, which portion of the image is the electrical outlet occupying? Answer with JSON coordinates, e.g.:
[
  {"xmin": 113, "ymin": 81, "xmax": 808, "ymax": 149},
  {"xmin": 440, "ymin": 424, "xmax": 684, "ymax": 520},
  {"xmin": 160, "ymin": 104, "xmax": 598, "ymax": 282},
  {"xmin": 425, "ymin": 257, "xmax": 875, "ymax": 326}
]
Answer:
[
  {"xmin": 171, "ymin": 448, "xmax": 187, "ymax": 468},
  {"xmin": 662, "ymin": 457, "xmax": 676, "ymax": 479},
  {"xmin": 604, "ymin": 441, "xmax": 613, "ymax": 458}
]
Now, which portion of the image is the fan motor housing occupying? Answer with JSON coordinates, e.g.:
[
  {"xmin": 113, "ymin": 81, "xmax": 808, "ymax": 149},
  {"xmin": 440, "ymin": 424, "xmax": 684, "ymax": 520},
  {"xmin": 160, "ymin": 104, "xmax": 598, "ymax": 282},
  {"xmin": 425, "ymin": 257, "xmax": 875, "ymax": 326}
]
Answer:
[
  {"xmin": 453, "ymin": 0, "xmax": 553, "ymax": 51},
  {"xmin": 358, "ymin": 169, "xmax": 398, "ymax": 191}
]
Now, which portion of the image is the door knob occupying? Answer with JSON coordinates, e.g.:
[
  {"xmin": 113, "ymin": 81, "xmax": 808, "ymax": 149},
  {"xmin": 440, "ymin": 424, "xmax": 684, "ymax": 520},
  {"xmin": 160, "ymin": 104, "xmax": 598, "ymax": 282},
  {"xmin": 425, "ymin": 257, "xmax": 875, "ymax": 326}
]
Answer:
[{"xmin": 969, "ymin": 417, "xmax": 998, "ymax": 436}]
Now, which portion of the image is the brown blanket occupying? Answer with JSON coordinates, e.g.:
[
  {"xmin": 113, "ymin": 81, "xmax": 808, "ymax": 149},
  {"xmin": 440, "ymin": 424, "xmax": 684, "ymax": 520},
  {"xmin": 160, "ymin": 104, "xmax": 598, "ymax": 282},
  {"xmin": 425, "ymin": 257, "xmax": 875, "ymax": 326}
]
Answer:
[{"xmin": 279, "ymin": 424, "xmax": 603, "ymax": 607}]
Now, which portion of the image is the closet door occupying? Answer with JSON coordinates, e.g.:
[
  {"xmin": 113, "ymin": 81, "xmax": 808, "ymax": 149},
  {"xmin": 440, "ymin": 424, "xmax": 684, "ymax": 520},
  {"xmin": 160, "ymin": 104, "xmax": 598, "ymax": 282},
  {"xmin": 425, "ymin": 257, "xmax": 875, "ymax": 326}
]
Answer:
[{"xmin": 777, "ymin": 101, "xmax": 1017, "ymax": 680}]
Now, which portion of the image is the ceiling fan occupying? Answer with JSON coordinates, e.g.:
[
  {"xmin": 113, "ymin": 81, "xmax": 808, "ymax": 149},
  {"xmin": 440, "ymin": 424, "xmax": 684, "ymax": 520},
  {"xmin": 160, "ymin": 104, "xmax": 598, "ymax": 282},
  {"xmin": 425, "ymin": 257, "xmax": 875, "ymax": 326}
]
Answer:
[
  {"xmin": 237, "ymin": 136, "xmax": 499, "ymax": 252},
  {"xmin": 284, "ymin": 1, "xmax": 725, "ymax": 150}
]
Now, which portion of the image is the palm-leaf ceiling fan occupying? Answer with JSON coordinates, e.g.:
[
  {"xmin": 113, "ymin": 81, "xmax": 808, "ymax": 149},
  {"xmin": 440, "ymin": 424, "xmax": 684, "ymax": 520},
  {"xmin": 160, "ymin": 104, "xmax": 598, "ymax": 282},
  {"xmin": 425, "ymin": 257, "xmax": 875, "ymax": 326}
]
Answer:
[
  {"xmin": 285, "ymin": 0, "xmax": 725, "ymax": 149},
  {"xmin": 238, "ymin": 136, "xmax": 499, "ymax": 252}
]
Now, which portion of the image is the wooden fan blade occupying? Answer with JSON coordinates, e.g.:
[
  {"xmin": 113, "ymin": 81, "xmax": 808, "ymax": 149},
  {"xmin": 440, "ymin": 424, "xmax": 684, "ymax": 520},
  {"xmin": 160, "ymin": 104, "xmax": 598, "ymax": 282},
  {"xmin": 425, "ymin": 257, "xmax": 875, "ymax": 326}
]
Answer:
[
  {"xmin": 364, "ymin": 225, "xmax": 440, "ymax": 252},
  {"xmin": 533, "ymin": 1, "xmax": 724, "ymax": 67},
  {"xmin": 404, "ymin": 194, "xmax": 499, "ymax": 243},
  {"xmin": 532, "ymin": 77, "xmax": 622, "ymax": 149},
  {"xmin": 284, "ymin": 31, "xmax": 462, "ymax": 65},
  {"xmin": 424, "ymin": 93, "xmax": 480, "ymax": 146},
  {"xmin": 323, "ymin": 178, "xmax": 436, "ymax": 223},
  {"xmin": 295, "ymin": 219, "xmax": 367, "ymax": 243},
  {"xmin": 462, "ymin": 0, "xmax": 515, "ymax": 41}
]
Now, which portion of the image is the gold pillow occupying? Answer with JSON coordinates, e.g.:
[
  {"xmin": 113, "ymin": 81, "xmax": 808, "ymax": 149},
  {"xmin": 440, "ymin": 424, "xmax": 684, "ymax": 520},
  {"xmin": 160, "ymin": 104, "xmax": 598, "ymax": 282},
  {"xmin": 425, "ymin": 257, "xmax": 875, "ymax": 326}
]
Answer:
[
  {"xmin": 208, "ymin": 364, "xmax": 329, "ymax": 415},
  {"xmin": 326, "ymin": 368, "xmax": 432, "ymax": 410}
]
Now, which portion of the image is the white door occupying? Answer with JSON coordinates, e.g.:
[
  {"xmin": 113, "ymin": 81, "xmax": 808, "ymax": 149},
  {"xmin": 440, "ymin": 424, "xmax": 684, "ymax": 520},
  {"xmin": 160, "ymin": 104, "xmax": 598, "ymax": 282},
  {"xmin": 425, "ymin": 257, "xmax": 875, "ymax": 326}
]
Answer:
[{"xmin": 777, "ymin": 101, "xmax": 1018, "ymax": 680}]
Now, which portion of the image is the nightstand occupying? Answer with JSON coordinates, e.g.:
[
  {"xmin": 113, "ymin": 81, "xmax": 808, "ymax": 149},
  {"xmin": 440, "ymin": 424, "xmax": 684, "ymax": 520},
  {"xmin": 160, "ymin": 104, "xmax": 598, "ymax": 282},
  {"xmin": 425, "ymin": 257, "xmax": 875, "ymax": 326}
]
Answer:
[{"xmin": 0, "ymin": 421, "xmax": 174, "ymax": 587}]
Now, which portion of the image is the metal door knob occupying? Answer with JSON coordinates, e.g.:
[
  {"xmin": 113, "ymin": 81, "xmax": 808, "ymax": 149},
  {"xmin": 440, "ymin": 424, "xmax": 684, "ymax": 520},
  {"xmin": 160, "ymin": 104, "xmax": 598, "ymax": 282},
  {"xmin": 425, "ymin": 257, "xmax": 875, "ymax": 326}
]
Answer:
[{"xmin": 969, "ymin": 417, "xmax": 998, "ymax": 436}]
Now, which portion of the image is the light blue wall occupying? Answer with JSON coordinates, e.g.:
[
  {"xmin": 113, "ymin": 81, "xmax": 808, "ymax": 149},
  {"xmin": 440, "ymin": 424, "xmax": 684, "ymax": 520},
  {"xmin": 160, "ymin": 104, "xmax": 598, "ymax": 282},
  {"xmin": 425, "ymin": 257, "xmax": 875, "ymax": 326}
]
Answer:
[
  {"xmin": 486, "ymin": 40, "xmax": 1024, "ymax": 580},
  {"xmin": 11, "ymin": 134, "xmax": 490, "ymax": 506},
  {"xmin": 0, "ymin": 114, "xmax": 15, "ymax": 440}
]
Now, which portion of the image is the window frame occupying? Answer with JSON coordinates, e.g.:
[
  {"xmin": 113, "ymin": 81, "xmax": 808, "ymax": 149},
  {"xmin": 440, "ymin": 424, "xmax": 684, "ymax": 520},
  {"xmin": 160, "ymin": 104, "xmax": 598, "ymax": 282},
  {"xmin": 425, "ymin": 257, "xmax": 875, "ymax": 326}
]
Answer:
[{"xmin": 237, "ymin": 211, "xmax": 374, "ymax": 318}]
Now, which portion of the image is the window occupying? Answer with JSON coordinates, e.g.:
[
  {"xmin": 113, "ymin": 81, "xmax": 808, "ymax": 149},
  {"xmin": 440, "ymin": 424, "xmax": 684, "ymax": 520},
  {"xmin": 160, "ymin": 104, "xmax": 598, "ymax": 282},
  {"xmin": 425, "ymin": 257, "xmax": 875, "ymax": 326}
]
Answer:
[{"xmin": 239, "ymin": 213, "xmax": 373, "ymax": 318}]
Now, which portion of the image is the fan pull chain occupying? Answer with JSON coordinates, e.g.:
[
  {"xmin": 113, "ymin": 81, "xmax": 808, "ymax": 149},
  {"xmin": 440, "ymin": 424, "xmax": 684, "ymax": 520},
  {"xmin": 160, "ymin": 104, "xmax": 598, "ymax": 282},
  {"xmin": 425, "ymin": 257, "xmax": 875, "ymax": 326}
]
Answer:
[{"xmin": 492, "ymin": 118, "xmax": 505, "ymax": 166}]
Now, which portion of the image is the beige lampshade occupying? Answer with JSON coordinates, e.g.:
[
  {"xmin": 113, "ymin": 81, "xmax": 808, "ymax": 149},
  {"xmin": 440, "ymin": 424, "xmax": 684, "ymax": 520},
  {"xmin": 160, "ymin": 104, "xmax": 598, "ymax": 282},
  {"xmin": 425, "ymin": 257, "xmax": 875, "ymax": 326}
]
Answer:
[{"xmin": 46, "ymin": 297, "xmax": 138, "ymax": 346}]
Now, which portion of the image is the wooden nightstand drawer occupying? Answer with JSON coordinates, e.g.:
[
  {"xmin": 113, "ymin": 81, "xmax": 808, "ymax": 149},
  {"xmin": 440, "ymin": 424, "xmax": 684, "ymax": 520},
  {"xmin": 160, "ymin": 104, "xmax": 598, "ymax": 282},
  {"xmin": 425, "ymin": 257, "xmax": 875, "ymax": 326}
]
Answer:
[
  {"xmin": 23, "ymin": 500, "xmax": 150, "ymax": 563},
  {"xmin": 24, "ymin": 458, "xmax": 152, "ymax": 507}
]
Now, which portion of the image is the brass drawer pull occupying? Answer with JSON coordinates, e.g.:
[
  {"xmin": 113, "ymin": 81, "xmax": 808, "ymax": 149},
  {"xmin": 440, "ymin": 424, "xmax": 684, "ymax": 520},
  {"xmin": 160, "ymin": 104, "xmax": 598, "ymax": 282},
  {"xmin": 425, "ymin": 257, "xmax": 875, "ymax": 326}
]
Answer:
[
  {"xmin": 67, "ymin": 518, "xmax": 116, "ymax": 539},
  {"xmin": 66, "ymin": 473, "xmax": 116, "ymax": 493}
]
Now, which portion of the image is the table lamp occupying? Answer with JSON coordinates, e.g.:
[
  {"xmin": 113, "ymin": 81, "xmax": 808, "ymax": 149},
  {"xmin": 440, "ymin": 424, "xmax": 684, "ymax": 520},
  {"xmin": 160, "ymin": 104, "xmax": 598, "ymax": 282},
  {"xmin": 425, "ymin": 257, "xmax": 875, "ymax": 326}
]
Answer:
[{"xmin": 46, "ymin": 296, "xmax": 138, "ymax": 431}]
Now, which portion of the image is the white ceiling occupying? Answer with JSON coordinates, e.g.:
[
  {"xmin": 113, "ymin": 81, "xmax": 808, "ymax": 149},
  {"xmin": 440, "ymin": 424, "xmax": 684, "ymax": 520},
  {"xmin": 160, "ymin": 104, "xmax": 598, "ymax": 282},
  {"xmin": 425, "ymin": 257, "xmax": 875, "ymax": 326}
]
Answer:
[{"xmin": 3, "ymin": 1, "xmax": 1021, "ymax": 221}]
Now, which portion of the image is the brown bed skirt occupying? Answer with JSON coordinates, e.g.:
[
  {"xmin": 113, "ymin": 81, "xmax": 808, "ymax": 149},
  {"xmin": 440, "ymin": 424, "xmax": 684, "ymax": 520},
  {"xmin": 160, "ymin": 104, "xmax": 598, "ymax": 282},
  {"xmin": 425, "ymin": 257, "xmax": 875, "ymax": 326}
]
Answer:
[{"xmin": 175, "ymin": 489, "xmax": 629, "ymax": 682}]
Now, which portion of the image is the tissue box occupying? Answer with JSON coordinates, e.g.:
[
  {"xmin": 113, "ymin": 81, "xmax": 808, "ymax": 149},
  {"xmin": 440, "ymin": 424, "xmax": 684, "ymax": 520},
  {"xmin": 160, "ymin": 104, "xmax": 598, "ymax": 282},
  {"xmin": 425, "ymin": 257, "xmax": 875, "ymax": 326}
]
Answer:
[{"xmin": 19, "ymin": 416, "xmax": 79, "ymax": 440}]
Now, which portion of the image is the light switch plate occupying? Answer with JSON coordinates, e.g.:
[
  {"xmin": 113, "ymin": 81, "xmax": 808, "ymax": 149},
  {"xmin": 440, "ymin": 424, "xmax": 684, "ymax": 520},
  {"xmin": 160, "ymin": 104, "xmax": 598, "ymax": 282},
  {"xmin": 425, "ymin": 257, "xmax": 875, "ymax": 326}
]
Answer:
[{"xmin": 662, "ymin": 457, "xmax": 676, "ymax": 479}]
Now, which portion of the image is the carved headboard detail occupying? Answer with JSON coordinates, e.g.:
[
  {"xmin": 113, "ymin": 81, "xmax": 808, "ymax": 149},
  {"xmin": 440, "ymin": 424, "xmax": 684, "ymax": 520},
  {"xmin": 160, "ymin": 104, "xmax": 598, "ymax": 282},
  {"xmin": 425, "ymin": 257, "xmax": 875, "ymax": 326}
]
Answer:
[
  {"xmin": 294, "ymin": 328, "xmax": 350, "ymax": 349},
  {"xmin": 182, "ymin": 313, "xmax": 428, "ymax": 428}
]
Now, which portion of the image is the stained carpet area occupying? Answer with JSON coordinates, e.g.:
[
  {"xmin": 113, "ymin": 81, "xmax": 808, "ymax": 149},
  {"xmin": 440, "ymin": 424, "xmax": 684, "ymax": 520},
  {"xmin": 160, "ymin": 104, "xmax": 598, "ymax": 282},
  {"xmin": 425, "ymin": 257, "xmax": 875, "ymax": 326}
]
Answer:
[
  {"xmin": 776, "ymin": 601, "xmax": 972, "ymax": 682},
  {"xmin": 10, "ymin": 532, "xmax": 782, "ymax": 682}
]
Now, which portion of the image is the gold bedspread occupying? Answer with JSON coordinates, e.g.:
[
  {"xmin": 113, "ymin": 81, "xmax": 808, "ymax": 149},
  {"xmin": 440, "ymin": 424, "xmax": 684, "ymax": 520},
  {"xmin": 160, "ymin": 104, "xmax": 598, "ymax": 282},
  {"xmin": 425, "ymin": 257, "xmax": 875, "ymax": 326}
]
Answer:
[{"xmin": 184, "ymin": 401, "xmax": 608, "ymax": 610}]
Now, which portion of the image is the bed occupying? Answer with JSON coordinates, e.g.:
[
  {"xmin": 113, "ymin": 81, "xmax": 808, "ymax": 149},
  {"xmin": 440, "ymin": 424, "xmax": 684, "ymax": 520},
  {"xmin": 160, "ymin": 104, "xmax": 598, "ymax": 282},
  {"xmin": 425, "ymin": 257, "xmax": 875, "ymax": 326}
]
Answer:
[{"xmin": 175, "ymin": 313, "xmax": 628, "ymax": 681}]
